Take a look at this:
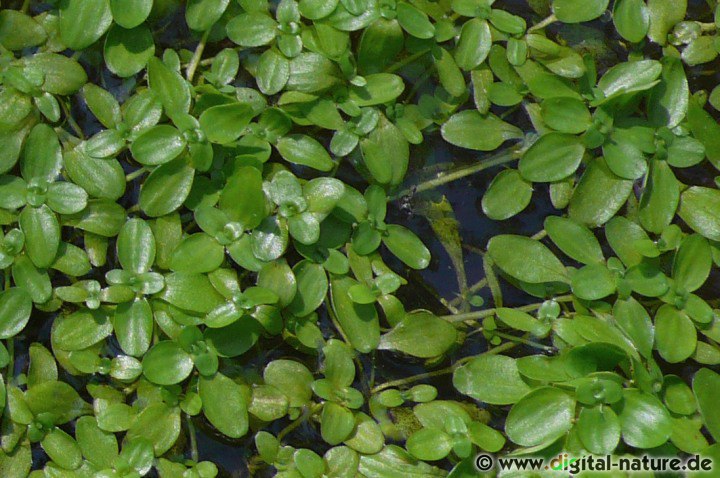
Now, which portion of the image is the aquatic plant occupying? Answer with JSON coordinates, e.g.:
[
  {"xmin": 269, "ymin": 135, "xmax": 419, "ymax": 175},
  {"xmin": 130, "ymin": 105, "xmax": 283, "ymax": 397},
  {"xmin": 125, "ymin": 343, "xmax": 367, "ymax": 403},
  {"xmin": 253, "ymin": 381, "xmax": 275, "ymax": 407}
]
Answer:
[{"xmin": 0, "ymin": 0, "xmax": 719, "ymax": 476}]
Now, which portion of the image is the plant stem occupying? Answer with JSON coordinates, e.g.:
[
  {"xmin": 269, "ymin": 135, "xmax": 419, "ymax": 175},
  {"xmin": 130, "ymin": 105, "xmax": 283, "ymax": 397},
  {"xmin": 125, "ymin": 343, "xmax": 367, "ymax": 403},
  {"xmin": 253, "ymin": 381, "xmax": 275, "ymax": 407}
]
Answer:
[
  {"xmin": 125, "ymin": 167, "xmax": 147, "ymax": 182},
  {"xmin": 442, "ymin": 294, "xmax": 575, "ymax": 323},
  {"xmin": 370, "ymin": 340, "xmax": 519, "ymax": 393},
  {"xmin": 277, "ymin": 403, "xmax": 324, "ymax": 441},
  {"xmin": 186, "ymin": 29, "xmax": 210, "ymax": 83},
  {"xmin": 528, "ymin": 14, "xmax": 557, "ymax": 33},
  {"xmin": 20, "ymin": 0, "xmax": 31, "ymax": 13},
  {"xmin": 186, "ymin": 414, "xmax": 199, "ymax": 463},
  {"xmin": 448, "ymin": 277, "xmax": 488, "ymax": 307},
  {"xmin": 492, "ymin": 331, "xmax": 554, "ymax": 352},
  {"xmin": 390, "ymin": 147, "xmax": 521, "ymax": 200},
  {"xmin": 385, "ymin": 49, "xmax": 431, "ymax": 74},
  {"xmin": 700, "ymin": 22, "xmax": 717, "ymax": 32},
  {"xmin": 61, "ymin": 101, "xmax": 85, "ymax": 139}
]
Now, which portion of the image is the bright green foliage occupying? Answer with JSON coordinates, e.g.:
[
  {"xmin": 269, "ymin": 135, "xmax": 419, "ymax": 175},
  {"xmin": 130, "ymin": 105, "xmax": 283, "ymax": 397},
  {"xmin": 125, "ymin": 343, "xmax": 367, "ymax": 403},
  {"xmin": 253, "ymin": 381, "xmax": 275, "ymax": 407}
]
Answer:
[{"xmin": 0, "ymin": 0, "xmax": 718, "ymax": 476}]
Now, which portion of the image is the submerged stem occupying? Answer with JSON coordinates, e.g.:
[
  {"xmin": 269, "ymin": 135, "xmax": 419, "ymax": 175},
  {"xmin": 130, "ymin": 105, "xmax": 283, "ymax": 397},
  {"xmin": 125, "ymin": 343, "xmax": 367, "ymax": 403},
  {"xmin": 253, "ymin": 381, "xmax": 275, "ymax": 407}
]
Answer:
[
  {"xmin": 370, "ymin": 340, "xmax": 519, "ymax": 393},
  {"xmin": 277, "ymin": 403, "xmax": 324, "ymax": 441},
  {"xmin": 125, "ymin": 167, "xmax": 148, "ymax": 182},
  {"xmin": 391, "ymin": 147, "xmax": 522, "ymax": 200},
  {"xmin": 186, "ymin": 414, "xmax": 199, "ymax": 463},
  {"xmin": 442, "ymin": 294, "xmax": 575, "ymax": 323},
  {"xmin": 528, "ymin": 14, "xmax": 558, "ymax": 33}
]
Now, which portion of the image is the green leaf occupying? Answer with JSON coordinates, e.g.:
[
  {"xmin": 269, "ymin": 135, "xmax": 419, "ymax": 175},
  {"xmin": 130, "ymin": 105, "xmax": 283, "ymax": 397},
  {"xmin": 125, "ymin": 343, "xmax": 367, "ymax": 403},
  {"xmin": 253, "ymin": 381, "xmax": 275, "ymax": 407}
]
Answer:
[
  {"xmin": 569, "ymin": 158, "xmax": 634, "ymax": 227},
  {"xmin": 454, "ymin": 355, "xmax": 532, "ymax": 405},
  {"xmin": 287, "ymin": 261, "xmax": 328, "ymax": 317},
  {"xmin": 52, "ymin": 308, "xmax": 112, "ymax": 351},
  {"xmin": 41, "ymin": 427, "xmax": 82, "ymax": 470},
  {"xmin": 256, "ymin": 49, "xmax": 290, "ymax": 95},
  {"xmin": 678, "ymin": 187, "xmax": 720, "ymax": 241},
  {"xmin": 396, "ymin": 2, "xmax": 434, "ymax": 39},
  {"xmin": 64, "ymin": 150, "xmax": 126, "ymax": 201},
  {"xmin": 613, "ymin": 297, "xmax": 654, "ymax": 358},
  {"xmin": 596, "ymin": 60, "xmax": 662, "ymax": 101},
  {"xmin": 147, "ymin": 56, "xmax": 191, "ymax": 117},
  {"xmin": 140, "ymin": 158, "xmax": 195, "ymax": 217},
  {"xmin": 170, "ymin": 233, "xmax": 225, "ymax": 273},
  {"xmin": 251, "ymin": 216, "xmax": 288, "ymax": 262},
  {"xmin": 487, "ymin": 234, "xmax": 568, "ymax": 284},
  {"xmin": 673, "ymin": 234, "xmax": 712, "ymax": 293},
  {"xmin": 0, "ymin": 446, "xmax": 31, "ymax": 478},
  {"xmin": 541, "ymin": 97, "xmax": 592, "ymax": 134},
  {"xmin": 110, "ymin": 0, "xmax": 153, "ymax": 28},
  {"xmin": 545, "ymin": 216, "xmax": 604, "ymax": 265},
  {"xmin": 382, "ymin": 225, "xmax": 430, "ymax": 270},
  {"xmin": 264, "ymin": 359, "xmax": 313, "ymax": 407},
  {"xmin": 131, "ymin": 126, "xmax": 186, "ymax": 166},
  {"xmin": 613, "ymin": 0, "xmax": 650, "ymax": 43},
  {"xmin": 321, "ymin": 402, "xmax": 355, "ymax": 445},
  {"xmin": 104, "ymin": 24, "xmax": 155, "ymax": 78},
  {"xmin": 655, "ymin": 305, "xmax": 696, "ymax": 363},
  {"xmin": 115, "ymin": 298, "xmax": 153, "ymax": 357},
  {"xmin": 693, "ymin": 368, "xmax": 720, "ymax": 441},
  {"xmin": 160, "ymin": 272, "xmax": 225, "ymax": 314},
  {"xmin": 687, "ymin": 99, "xmax": 720, "ymax": 170},
  {"xmin": 125, "ymin": 402, "xmax": 180, "ymax": 455},
  {"xmin": 330, "ymin": 277, "xmax": 380, "ymax": 353},
  {"xmin": 379, "ymin": 311, "xmax": 457, "ymax": 358},
  {"xmin": 360, "ymin": 115, "xmax": 409, "ymax": 186},
  {"xmin": 24, "ymin": 53, "xmax": 88, "ymax": 95},
  {"xmin": 519, "ymin": 132, "xmax": 584, "ymax": 182},
  {"xmin": 357, "ymin": 18, "xmax": 404, "ymax": 74},
  {"xmin": 349, "ymin": 74, "xmax": 405, "ymax": 107},
  {"xmin": 19, "ymin": 205, "xmax": 59, "ymax": 269},
  {"xmin": 200, "ymin": 373, "xmax": 249, "ymax": 438},
  {"xmin": 553, "ymin": 0, "xmax": 609, "ymax": 23},
  {"xmin": 647, "ymin": 0, "xmax": 686, "ymax": 45},
  {"xmin": 117, "ymin": 218, "xmax": 155, "ymax": 274},
  {"xmin": 12, "ymin": 255, "xmax": 52, "ymax": 303},
  {"xmin": 226, "ymin": 13, "xmax": 277, "ymax": 46},
  {"xmin": 454, "ymin": 18, "xmax": 492, "ymax": 71},
  {"xmin": 200, "ymin": 103, "xmax": 256, "ymax": 144},
  {"xmin": 205, "ymin": 319, "xmax": 262, "ymax": 357},
  {"xmin": 406, "ymin": 428, "xmax": 452, "ymax": 461},
  {"xmin": 22, "ymin": 123, "xmax": 62, "ymax": 183},
  {"xmin": 220, "ymin": 167, "xmax": 266, "ymax": 229},
  {"xmin": 142, "ymin": 341, "xmax": 194, "ymax": 385},
  {"xmin": 25, "ymin": 380, "xmax": 87, "ymax": 424},
  {"xmin": 186, "ymin": 0, "xmax": 230, "ymax": 31},
  {"xmin": 277, "ymin": 134, "xmax": 334, "ymax": 172},
  {"xmin": 481, "ymin": 169, "xmax": 532, "ymax": 220},
  {"xmin": 638, "ymin": 159, "xmax": 679, "ymax": 234},
  {"xmin": 648, "ymin": 57, "xmax": 688, "ymax": 128},
  {"xmin": 59, "ymin": 0, "xmax": 112, "ymax": 50},
  {"xmin": 442, "ymin": 111, "xmax": 522, "ymax": 152},
  {"xmin": 358, "ymin": 445, "xmax": 447, "ymax": 477},
  {"xmin": 75, "ymin": 417, "xmax": 118, "ymax": 469},
  {"xmin": 571, "ymin": 263, "xmax": 617, "ymax": 300},
  {"xmin": 0, "ymin": 11, "xmax": 46, "ymax": 50},
  {"xmin": 577, "ymin": 406, "xmax": 621, "ymax": 454},
  {"xmin": 619, "ymin": 390, "xmax": 672, "ymax": 448},
  {"xmin": 506, "ymin": 387, "xmax": 575, "ymax": 446},
  {"xmin": 0, "ymin": 288, "xmax": 32, "ymax": 339}
]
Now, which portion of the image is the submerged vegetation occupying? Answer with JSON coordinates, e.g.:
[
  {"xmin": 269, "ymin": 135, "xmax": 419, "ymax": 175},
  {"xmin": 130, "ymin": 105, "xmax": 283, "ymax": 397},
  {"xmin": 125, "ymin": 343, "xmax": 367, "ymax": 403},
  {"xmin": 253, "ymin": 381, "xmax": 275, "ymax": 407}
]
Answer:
[{"xmin": 1, "ymin": 0, "xmax": 720, "ymax": 476}]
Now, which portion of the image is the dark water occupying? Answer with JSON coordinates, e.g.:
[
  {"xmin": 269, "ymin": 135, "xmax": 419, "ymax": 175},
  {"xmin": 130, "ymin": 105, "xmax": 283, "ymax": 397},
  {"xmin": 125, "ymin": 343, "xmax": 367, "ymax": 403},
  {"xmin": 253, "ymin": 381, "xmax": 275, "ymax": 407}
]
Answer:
[{"xmin": 8, "ymin": 0, "xmax": 720, "ymax": 475}]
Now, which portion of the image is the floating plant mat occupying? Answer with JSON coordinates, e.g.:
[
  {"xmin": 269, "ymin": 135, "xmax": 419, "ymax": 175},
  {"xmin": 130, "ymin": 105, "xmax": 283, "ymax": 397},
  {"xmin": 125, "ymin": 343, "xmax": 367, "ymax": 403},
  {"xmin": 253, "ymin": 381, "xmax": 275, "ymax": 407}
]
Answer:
[{"xmin": 0, "ymin": 0, "xmax": 720, "ymax": 476}]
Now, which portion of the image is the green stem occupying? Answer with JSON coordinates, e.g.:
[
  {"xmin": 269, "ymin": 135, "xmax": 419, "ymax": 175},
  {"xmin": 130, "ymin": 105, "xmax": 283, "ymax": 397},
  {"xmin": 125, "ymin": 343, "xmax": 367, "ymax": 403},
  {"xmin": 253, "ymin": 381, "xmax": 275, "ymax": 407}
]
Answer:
[
  {"xmin": 390, "ymin": 147, "xmax": 522, "ymax": 200},
  {"xmin": 442, "ymin": 294, "xmax": 575, "ymax": 323},
  {"xmin": 186, "ymin": 29, "xmax": 211, "ymax": 83},
  {"xmin": 699, "ymin": 22, "xmax": 717, "ymax": 32},
  {"xmin": 277, "ymin": 403, "xmax": 324, "ymax": 441},
  {"xmin": 528, "ymin": 14, "xmax": 557, "ymax": 33},
  {"xmin": 20, "ymin": 0, "xmax": 31, "ymax": 13},
  {"xmin": 186, "ymin": 414, "xmax": 199, "ymax": 463},
  {"xmin": 370, "ymin": 340, "xmax": 519, "ymax": 393},
  {"xmin": 125, "ymin": 167, "xmax": 147, "ymax": 182},
  {"xmin": 448, "ymin": 277, "xmax": 488, "ymax": 307},
  {"xmin": 492, "ymin": 331, "xmax": 554, "ymax": 351},
  {"xmin": 385, "ymin": 49, "xmax": 431, "ymax": 74},
  {"xmin": 61, "ymin": 101, "xmax": 85, "ymax": 139}
]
